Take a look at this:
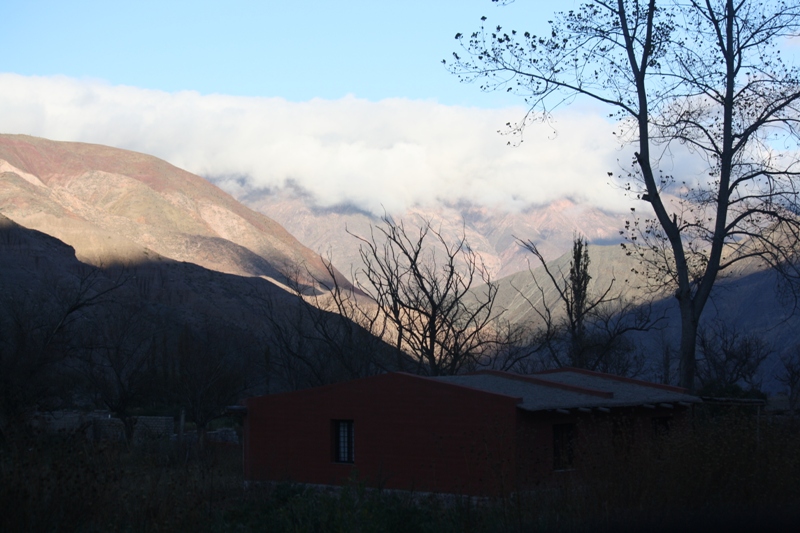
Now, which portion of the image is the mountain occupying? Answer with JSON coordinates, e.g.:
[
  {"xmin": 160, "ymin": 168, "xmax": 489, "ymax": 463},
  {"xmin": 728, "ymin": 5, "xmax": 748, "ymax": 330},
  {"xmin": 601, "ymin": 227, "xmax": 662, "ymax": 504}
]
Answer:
[
  {"xmin": 222, "ymin": 179, "xmax": 799, "ymax": 391},
  {"xmin": 0, "ymin": 134, "xmax": 338, "ymax": 287},
  {"xmin": 490, "ymin": 243, "xmax": 647, "ymax": 328},
  {"xmin": 231, "ymin": 185, "xmax": 627, "ymax": 280}
]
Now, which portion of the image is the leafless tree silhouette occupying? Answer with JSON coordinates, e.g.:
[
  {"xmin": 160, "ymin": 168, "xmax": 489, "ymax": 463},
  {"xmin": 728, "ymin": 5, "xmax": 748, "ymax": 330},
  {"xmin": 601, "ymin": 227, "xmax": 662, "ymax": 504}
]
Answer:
[
  {"xmin": 447, "ymin": 0, "xmax": 800, "ymax": 390},
  {"xmin": 350, "ymin": 216, "xmax": 507, "ymax": 376},
  {"xmin": 0, "ymin": 267, "xmax": 125, "ymax": 443}
]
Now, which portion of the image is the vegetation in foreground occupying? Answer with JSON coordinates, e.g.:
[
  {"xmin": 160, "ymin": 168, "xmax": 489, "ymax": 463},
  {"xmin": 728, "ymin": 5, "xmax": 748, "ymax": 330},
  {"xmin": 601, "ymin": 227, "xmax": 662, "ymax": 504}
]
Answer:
[{"xmin": 2, "ymin": 411, "xmax": 800, "ymax": 532}]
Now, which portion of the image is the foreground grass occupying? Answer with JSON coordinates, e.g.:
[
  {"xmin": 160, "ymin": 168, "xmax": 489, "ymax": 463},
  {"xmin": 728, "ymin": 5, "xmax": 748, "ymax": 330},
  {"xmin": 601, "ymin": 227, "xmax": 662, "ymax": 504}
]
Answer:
[{"xmin": 2, "ymin": 413, "xmax": 800, "ymax": 532}]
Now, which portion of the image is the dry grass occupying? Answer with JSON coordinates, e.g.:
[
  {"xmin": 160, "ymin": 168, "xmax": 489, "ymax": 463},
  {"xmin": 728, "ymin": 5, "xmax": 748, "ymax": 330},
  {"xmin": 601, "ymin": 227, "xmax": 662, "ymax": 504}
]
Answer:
[{"xmin": 2, "ymin": 412, "xmax": 799, "ymax": 532}]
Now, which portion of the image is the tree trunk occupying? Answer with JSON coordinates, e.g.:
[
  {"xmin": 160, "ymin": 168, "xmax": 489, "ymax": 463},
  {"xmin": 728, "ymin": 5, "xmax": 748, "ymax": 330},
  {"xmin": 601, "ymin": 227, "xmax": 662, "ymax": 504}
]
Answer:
[{"xmin": 678, "ymin": 303, "xmax": 699, "ymax": 393}]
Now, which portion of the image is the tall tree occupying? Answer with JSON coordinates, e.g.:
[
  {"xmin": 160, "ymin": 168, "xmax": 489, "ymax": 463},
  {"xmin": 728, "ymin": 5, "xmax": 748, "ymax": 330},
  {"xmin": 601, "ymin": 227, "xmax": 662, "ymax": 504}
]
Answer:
[
  {"xmin": 520, "ymin": 236, "xmax": 653, "ymax": 375},
  {"xmin": 778, "ymin": 344, "xmax": 800, "ymax": 414},
  {"xmin": 447, "ymin": 0, "xmax": 800, "ymax": 390}
]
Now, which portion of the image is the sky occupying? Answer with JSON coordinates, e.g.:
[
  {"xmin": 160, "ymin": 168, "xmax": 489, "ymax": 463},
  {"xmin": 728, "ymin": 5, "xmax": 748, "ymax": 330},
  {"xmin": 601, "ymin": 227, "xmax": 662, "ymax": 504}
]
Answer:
[
  {"xmin": 1, "ymin": 0, "xmax": 789, "ymax": 215},
  {"xmin": 3, "ymin": 0, "xmax": 566, "ymax": 105}
]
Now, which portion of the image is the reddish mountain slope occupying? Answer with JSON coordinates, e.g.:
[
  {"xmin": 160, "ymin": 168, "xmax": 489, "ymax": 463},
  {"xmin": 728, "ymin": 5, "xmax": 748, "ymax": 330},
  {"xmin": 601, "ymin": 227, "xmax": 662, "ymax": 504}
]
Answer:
[{"xmin": 0, "ymin": 134, "xmax": 335, "ymax": 285}]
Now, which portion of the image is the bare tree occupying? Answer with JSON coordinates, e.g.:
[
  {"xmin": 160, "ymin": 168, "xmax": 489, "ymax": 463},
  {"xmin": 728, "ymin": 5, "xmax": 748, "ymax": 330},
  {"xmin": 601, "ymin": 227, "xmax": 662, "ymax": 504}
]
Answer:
[
  {"xmin": 174, "ymin": 323, "xmax": 257, "ymax": 443},
  {"xmin": 478, "ymin": 317, "xmax": 544, "ymax": 373},
  {"xmin": 259, "ymin": 289, "xmax": 331, "ymax": 391},
  {"xmin": 696, "ymin": 322, "xmax": 771, "ymax": 397},
  {"xmin": 290, "ymin": 259, "xmax": 398, "ymax": 379},
  {"xmin": 0, "ymin": 268, "xmax": 125, "ymax": 443},
  {"xmin": 447, "ymin": 0, "xmax": 800, "ymax": 391},
  {"xmin": 257, "ymin": 265, "xmax": 393, "ymax": 391},
  {"xmin": 75, "ymin": 302, "xmax": 159, "ymax": 444},
  {"xmin": 350, "ymin": 216, "xmax": 504, "ymax": 376},
  {"xmin": 518, "ymin": 236, "xmax": 653, "ymax": 376}
]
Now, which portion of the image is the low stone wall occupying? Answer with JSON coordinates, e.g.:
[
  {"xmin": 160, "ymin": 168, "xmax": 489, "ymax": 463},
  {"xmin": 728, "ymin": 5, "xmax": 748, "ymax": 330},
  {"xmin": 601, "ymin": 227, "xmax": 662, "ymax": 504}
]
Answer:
[
  {"xmin": 134, "ymin": 416, "xmax": 175, "ymax": 440},
  {"xmin": 33, "ymin": 411, "xmax": 89, "ymax": 432},
  {"xmin": 32, "ymin": 411, "xmax": 174, "ymax": 443},
  {"xmin": 91, "ymin": 417, "xmax": 125, "ymax": 442},
  {"xmin": 206, "ymin": 427, "xmax": 239, "ymax": 445}
]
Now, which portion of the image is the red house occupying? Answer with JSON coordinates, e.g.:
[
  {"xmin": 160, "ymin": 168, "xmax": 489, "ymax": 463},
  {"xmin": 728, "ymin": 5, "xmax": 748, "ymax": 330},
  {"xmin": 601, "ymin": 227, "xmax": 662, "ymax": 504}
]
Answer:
[{"xmin": 242, "ymin": 368, "xmax": 700, "ymax": 496}]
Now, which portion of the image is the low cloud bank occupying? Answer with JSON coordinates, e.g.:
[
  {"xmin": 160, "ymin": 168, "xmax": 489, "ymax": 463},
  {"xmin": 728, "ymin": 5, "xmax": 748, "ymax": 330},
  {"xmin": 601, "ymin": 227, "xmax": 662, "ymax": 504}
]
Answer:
[{"xmin": 1, "ymin": 73, "xmax": 672, "ymax": 214}]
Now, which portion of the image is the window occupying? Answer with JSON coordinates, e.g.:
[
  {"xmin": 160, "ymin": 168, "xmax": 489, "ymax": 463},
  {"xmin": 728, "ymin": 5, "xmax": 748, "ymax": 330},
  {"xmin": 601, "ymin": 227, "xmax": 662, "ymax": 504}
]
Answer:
[
  {"xmin": 652, "ymin": 416, "xmax": 671, "ymax": 439},
  {"xmin": 333, "ymin": 420, "xmax": 354, "ymax": 463},
  {"xmin": 553, "ymin": 423, "xmax": 575, "ymax": 471}
]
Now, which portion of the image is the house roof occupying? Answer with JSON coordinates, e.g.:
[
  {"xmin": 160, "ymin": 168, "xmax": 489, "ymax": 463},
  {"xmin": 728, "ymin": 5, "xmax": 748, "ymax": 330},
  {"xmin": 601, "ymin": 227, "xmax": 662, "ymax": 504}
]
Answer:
[{"xmin": 433, "ymin": 368, "xmax": 700, "ymax": 413}]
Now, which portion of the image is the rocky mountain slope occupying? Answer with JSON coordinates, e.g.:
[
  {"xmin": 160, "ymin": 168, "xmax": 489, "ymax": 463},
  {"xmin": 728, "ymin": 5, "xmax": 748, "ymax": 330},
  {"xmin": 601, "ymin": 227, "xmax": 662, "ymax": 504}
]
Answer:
[
  {"xmin": 0, "ymin": 134, "xmax": 338, "ymax": 287},
  {"xmin": 0, "ymin": 135, "xmax": 401, "ymax": 401}
]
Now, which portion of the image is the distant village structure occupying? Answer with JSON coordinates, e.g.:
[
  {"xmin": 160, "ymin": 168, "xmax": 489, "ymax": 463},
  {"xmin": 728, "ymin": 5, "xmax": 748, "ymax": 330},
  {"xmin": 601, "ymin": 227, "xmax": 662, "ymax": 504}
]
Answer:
[{"xmin": 242, "ymin": 368, "xmax": 701, "ymax": 496}]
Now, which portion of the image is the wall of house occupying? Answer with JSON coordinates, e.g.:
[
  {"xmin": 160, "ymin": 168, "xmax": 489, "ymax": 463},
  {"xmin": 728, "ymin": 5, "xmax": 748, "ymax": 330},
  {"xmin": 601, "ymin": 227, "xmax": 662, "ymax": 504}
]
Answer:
[
  {"xmin": 514, "ymin": 406, "xmax": 693, "ymax": 489},
  {"xmin": 515, "ymin": 409, "xmax": 575, "ymax": 487},
  {"xmin": 244, "ymin": 373, "xmax": 521, "ymax": 496}
]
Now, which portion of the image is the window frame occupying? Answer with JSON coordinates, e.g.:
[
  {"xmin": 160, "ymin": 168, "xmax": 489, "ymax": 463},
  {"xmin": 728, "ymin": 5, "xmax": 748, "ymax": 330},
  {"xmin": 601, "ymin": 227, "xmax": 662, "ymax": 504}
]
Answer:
[{"xmin": 332, "ymin": 419, "xmax": 354, "ymax": 464}]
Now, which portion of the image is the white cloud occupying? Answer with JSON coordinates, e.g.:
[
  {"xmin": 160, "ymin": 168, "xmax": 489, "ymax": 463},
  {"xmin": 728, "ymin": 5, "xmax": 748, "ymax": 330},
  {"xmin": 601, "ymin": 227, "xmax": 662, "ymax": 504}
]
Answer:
[{"xmin": 0, "ymin": 73, "xmax": 654, "ymax": 214}]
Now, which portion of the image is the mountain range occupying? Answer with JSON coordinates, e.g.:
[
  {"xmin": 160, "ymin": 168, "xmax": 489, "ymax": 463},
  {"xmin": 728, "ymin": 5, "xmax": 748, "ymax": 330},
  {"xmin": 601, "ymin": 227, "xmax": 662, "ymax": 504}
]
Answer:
[
  {"xmin": 230, "ymin": 184, "xmax": 628, "ymax": 280},
  {"xmin": 217, "ymin": 168, "xmax": 800, "ymax": 392},
  {"xmin": 1, "ymin": 133, "xmax": 798, "ymax": 392}
]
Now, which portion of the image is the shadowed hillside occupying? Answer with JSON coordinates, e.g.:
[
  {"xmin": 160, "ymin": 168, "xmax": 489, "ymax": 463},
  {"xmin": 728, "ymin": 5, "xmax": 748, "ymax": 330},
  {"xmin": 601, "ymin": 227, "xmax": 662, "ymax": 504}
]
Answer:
[{"xmin": 0, "ymin": 214, "xmax": 398, "ymax": 443}]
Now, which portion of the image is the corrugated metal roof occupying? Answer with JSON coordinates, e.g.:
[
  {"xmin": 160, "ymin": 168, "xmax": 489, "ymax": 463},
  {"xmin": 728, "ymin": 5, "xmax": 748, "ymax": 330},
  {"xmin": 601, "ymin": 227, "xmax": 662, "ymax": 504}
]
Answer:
[{"xmin": 434, "ymin": 369, "xmax": 700, "ymax": 412}]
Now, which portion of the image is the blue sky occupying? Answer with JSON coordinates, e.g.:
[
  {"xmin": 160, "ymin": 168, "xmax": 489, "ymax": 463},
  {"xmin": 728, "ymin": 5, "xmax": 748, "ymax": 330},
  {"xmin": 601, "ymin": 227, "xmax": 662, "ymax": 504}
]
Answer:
[
  {"xmin": 2, "ymin": 0, "xmax": 563, "ymax": 106},
  {"xmin": 3, "ymin": 1, "xmax": 791, "ymax": 215},
  {"xmin": 4, "ymin": 0, "xmax": 623, "ymax": 214}
]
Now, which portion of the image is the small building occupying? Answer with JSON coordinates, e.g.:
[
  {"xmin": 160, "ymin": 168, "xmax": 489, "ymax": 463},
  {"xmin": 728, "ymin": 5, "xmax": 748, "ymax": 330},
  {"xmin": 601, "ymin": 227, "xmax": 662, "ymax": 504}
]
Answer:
[{"xmin": 242, "ymin": 368, "xmax": 700, "ymax": 496}]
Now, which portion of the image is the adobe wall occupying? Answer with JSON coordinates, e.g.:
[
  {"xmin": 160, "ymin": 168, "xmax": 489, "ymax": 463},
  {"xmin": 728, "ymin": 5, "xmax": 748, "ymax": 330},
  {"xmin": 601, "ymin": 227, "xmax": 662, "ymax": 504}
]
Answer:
[{"xmin": 244, "ymin": 373, "xmax": 520, "ymax": 496}]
